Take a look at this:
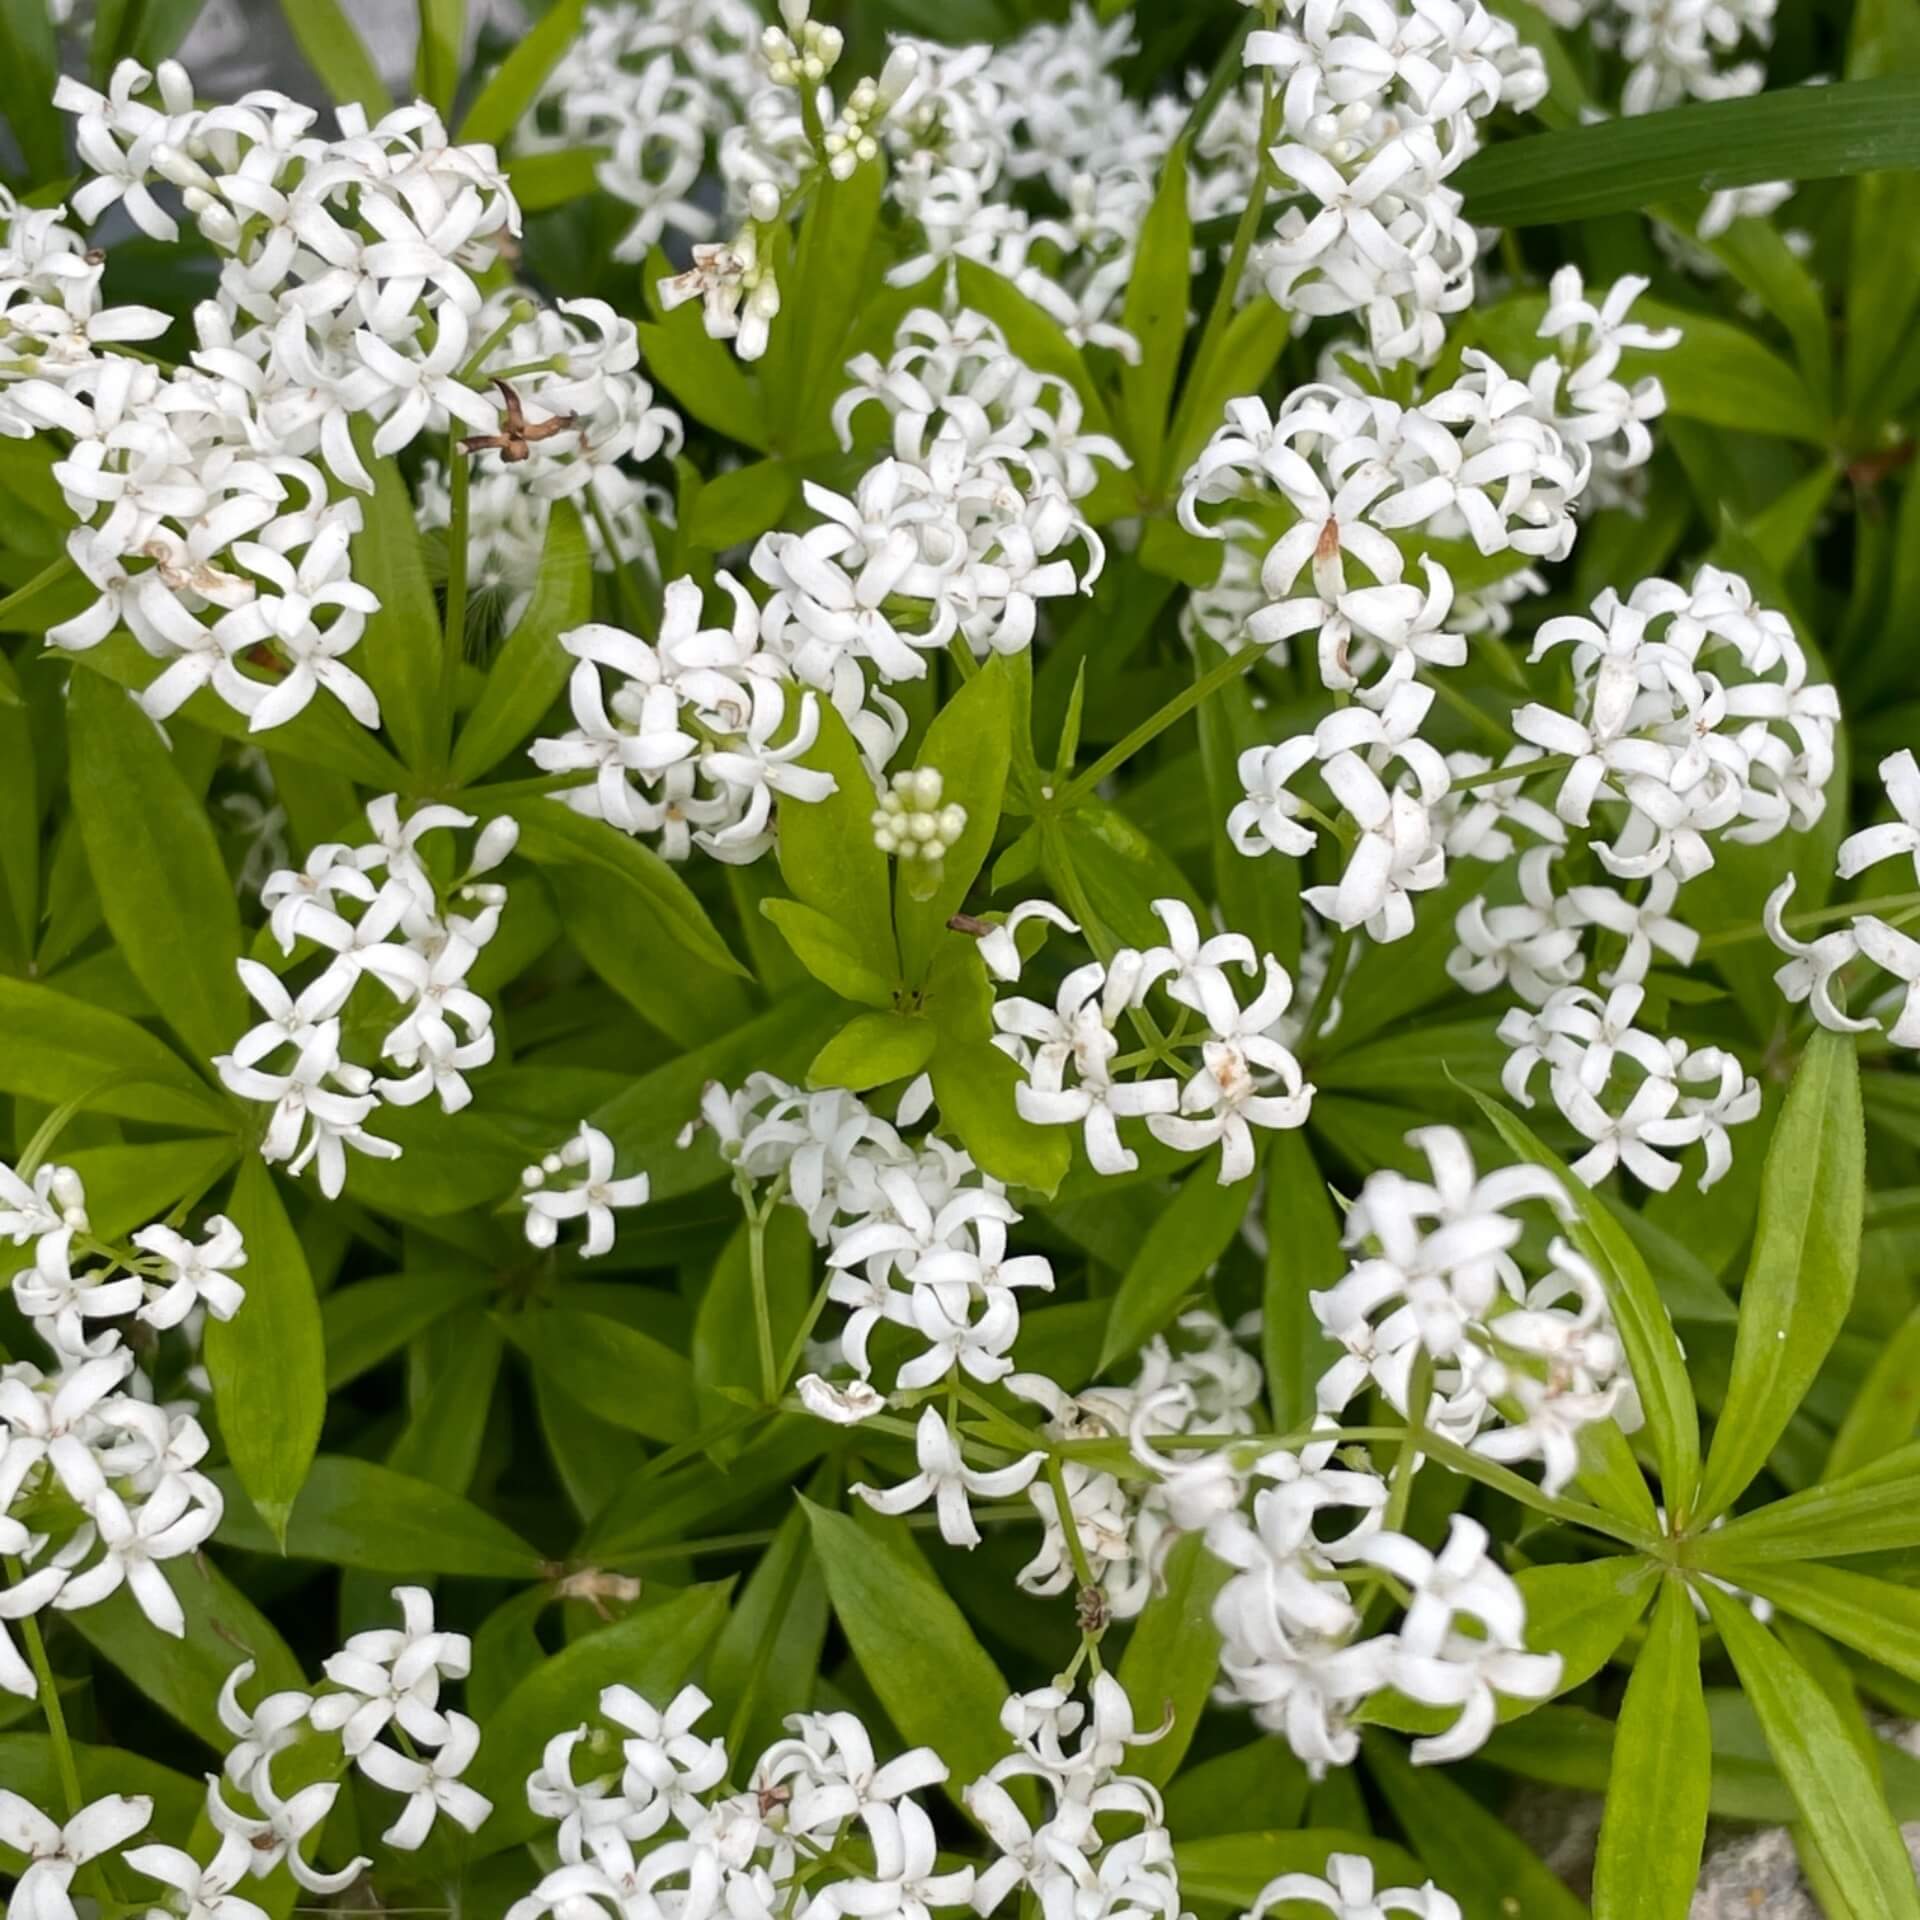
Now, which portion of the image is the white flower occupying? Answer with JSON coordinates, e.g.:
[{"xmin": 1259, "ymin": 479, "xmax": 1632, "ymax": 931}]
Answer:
[
  {"xmin": 0, "ymin": 1792, "xmax": 152, "ymax": 1920},
  {"xmin": 357, "ymin": 1712, "xmax": 493, "ymax": 1849},
  {"xmin": 1251, "ymin": 1852, "xmax": 1461, "ymax": 1920},
  {"xmin": 850, "ymin": 1407, "xmax": 1043, "ymax": 1548},
  {"xmin": 1838, "ymin": 748, "xmax": 1920, "ymax": 886},
  {"xmin": 312, "ymin": 1584, "xmax": 470, "ymax": 1754},
  {"xmin": 129, "ymin": 1215, "xmax": 246, "ymax": 1329},
  {"xmin": 521, "ymin": 1124, "xmax": 652, "ymax": 1258},
  {"xmin": 123, "ymin": 1836, "xmax": 267, "ymax": 1920}
]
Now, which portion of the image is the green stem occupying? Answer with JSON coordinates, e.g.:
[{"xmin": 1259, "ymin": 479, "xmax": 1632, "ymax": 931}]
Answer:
[
  {"xmin": 775, "ymin": 1272, "xmax": 836, "ymax": 1397},
  {"xmin": 1044, "ymin": 1455, "xmax": 1106, "ymax": 1674},
  {"xmin": 1298, "ymin": 926, "xmax": 1355, "ymax": 1057},
  {"xmin": 1058, "ymin": 637, "xmax": 1270, "ymax": 807},
  {"xmin": 738, "ymin": 1175, "xmax": 779, "ymax": 1405},
  {"xmin": 459, "ymin": 300, "xmax": 536, "ymax": 384},
  {"xmin": 1446, "ymin": 752, "xmax": 1577, "ymax": 793},
  {"xmin": 1698, "ymin": 889, "xmax": 1920, "ymax": 951},
  {"xmin": 8, "ymin": 1556, "xmax": 80, "ymax": 1816},
  {"xmin": 0, "ymin": 553, "xmax": 76, "ymax": 626},
  {"xmin": 440, "ymin": 443, "xmax": 471, "ymax": 763},
  {"xmin": 586, "ymin": 485, "xmax": 654, "ymax": 631},
  {"xmin": 1178, "ymin": 23, "xmax": 1279, "ymax": 439},
  {"xmin": 1423, "ymin": 668, "xmax": 1515, "ymax": 750},
  {"xmin": 1177, "ymin": 10, "xmax": 1256, "ymax": 154}
]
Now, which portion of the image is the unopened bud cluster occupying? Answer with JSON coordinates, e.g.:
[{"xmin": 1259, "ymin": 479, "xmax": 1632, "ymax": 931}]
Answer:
[
  {"xmin": 873, "ymin": 767, "xmax": 967, "ymax": 862},
  {"xmin": 761, "ymin": 0, "xmax": 843, "ymax": 87}
]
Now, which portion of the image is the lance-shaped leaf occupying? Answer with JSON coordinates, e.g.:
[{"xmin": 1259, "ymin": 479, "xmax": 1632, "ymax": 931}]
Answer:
[
  {"xmin": 1592, "ymin": 1577, "xmax": 1709, "ymax": 1920},
  {"xmin": 1697, "ymin": 1031, "xmax": 1864, "ymax": 1520}
]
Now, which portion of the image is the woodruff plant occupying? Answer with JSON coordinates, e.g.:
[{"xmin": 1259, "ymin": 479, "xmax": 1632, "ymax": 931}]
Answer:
[{"xmin": 0, "ymin": 2, "xmax": 1915, "ymax": 1918}]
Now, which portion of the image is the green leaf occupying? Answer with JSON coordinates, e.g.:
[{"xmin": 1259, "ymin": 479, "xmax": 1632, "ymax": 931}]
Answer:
[
  {"xmin": 414, "ymin": 0, "xmax": 465, "ymax": 111},
  {"xmin": 507, "ymin": 145, "xmax": 607, "ymax": 210},
  {"xmin": 1471, "ymin": 1091, "xmax": 1683, "ymax": 1525},
  {"xmin": 273, "ymin": 0, "xmax": 393, "ymax": 114},
  {"xmin": 1697, "ymin": 1031, "xmax": 1864, "ymax": 1521},
  {"xmin": 1624, "ymin": 300, "xmax": 1827, "ymax": 446},
  {"xmin": 214, "ymin": 1456, "xmax": 544, "ymax": 1577},
  {"xmin": 1174, "ymin": 1831, "xmax": 1426, "ymax": 1907},
  {"xmin": 1828, "ymin": 1299, "xmax": 1920, "ymax": 1477},
  {"xmin": 205, "ymin": 1158, "xmax": 325, "ymax": 1543},
  {"xmin": 1696, "ymin": 1441, "xmax": 1920, "ymax": 1565},
  {"xmin": 589, "ymin": 988, "xmax": 846, "ymax": 1198},
  {"xmin": 928, "ymin": 1034, "xmax": 1069, "ymax": 1197},
  {"xmin": 808, "ymin": 1011, "xmax": 938, "ymax": 1092},
  {"xmin": 0, "ymin": 0, "xmax": 64, "ymax": 181},
  {"xmin": 1117, "ymin": 1532, "xmax": 1228, "ymax": 1786},
  {"xmin": 895, "ymin": 656, "xmax": 1013, "ymax": 980},
  {"xmin": 1168, "ymin": 298, "xmax": 1293, "ymax": 486},
  {"xmin": 68, "ymin": 1556, "xmax": 306, "ymax": 1748},
  {"xmin": 682, "ymin": 460, "xmax": 797, "ymax": 552},
  {"xmin": 761, "ymin": 159, "xmax": 886, "ymax": 452},
  {"xmin": 705, "ymin": 1495, "xmax": 831, "ymax": 1763},
  {"xmin": 510, "ymin": 799, "xmax": 750, "ymax": 979},
  {"xmin": 1592, "ymin": 1577, "xmax": 1709, "ymax": 1920},
  {"xmin": 457, "ymin": 0, "xmax": 584, "ymax": 145},
  {"xmin": 68, "ymin": 673, "xmax": 243, "ymax": 1062},
  {"xmin": 73, "ymin": 639, "xmax": 410, "ymax": 791},
  {"xmin": 1365, "ymin": 1732, "xmax": 1588, "ymax": 1920},
  {"xmin": 467, "ymin": 1583, "xmax": 732, "ymax": 1854},
  {"xmin": 1049, "ymin": 804, "xmax": 1207, "ymax": 953},
  {"xmin": 1099, "ymin": 1157, "xmax": 1252, "ymax": 1370},
  {"xmin": 763, "ymin": 898, "xmax": 899, "ymax": 1008},
  {"xmin": 1263, "ymin": 1130, "xmax": 1341, "ymax": 1434},
  {"xmin": 323, "ymin": 1267, "xmax": 497, "ymax": 1390},
  {"xmin": 1726, "ymin": 1562, "xmax": 1920, "ymax": 1688},
  {"xmin": 1456, "ymin": 76, "xmax": 1920, "ymax": 226},
  {"xmin": 1119, "ymin": 140, "xmax": 1191, "ymax": 486},
  {"xmin": 1700, "ymin": 1585, "xmax": 1920, "ymax": 1920},
  {"xmin": 777, "ymin": 694, "xmax": 895, "ymax": 974},
  {"xmin": 0, "ymin": 975, "xmax": 230, "ymax": 1129},
  {"xmin": 0, "ymin": 1736, "xmax": 201, "ymax": 1838},
  {"xmin": 1360, "ymin": 1558, "xmax": 1655, "ymax": 1738},
  {"xmin": 805, "ymin": 1498, "xmax": 1018, "ymax": 1818},
  {"xmin": 350, "ymin": 425, "xmax": 445, "ymax": 772},
  {"xmin": 451, "ymin": 496, "xmax": 592, "ymax": 782},
  {"xmin": 497, "ymin": 1306, "xmax": 699, "ymax": 1442},
  {"xmin": 548, "ymin": 865, "xmax": 755, "ymax": 1047}
]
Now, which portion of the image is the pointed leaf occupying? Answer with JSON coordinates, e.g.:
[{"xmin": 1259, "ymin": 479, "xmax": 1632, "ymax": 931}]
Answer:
[
  {"xmin": 205, "ymin": 1158, "xmax": 325, "ymax": 1540},
  {"xmin": 1100, "ymin": 1156, "xmax": 1253, "ymax": 1370},
  {"xmin": 1472, "ymin": 1090, "xmax": 1684, "ymax": 1524},
  {"xmin": 457, "ymin": 0, "xmax": 586, "ymax": 145},
  {"xmin": 1592, "ymin": 1577, "xmax": 1709, "ymax": 1920},
  {"xmin": 1698, "ymin": 1031, "xmax": 1864, "ymax": 1520},
  {"xmin": 451, "ymin": 495, "xmax": 593, "ymax": 782},
  {"xmin": 1117, "ymin": 1532, "xmax": 1227, "ymax": 1786},
  {"xmin": 68, "ymin": 673, "xmax": 243, "ymax": 1062},
  {"xmin": 776, "ymin": 695, "xmax": 894, "ymax": 974},
  {"xmin": 1263, "ymin": 1129, "xmax": 1341, "ymax": 1433},
  {"xmin": 1701, "ymin": 1585, "xmax": 1920, "ymax": 1920},
  {"xmin": 497, "ymin": 1307, "xmax": 699, "ymax": 1442}
]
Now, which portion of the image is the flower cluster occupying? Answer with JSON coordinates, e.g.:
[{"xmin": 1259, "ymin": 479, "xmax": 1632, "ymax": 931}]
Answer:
[
  {"xmin": 1247, "ymin": 0, "xmax": 1549, "ymax": 364},
  {"xmin": 1312, "ymin": 1126, "xmax": 1640, "ymax": 1489},
  {"xmin": 1249, "ymin": 1852, "xmax": 1461, "ymax": 1920},
  {"xmin": 755, "ymin": 307, "xmax": 1120, "ymax": 684},
  {"xmin": 215, "ymin": 798, "xmax": 517, "ymax": 1195},
  {"xmin": 220, "ymin": 1586, "xmax": 490, "ymax": 1857},
  {"xmin": 514, "ymin": 0, "xmax": 762, "ymax": 264},
  {"xmin": 1768, "ymin": 748, "xmax": 1920, "ymax": 1050},
  {"xmin": 967, "ymin": 1678, "xmax": 1182, "ymax": 1920},
  {"xmin": 989, "ymin": 897, "xmax": 1314, "ymax": 1183},
  {"xmin": 1014, "ymin": 1310, "xmax": 1262, "ymax": 1619},
  {"xmin": 16, "ymin": 64, "xmax": 513, "ymax": 730},
  {"xmin": 532, "ymin": 575, "xmax": 842, "ymax": 866},
  {"xmin": 415, "ymin": 290, "xmax": 684, "ymax": 625},
  {"xmin": 686, "ymin": 1071, "xmax": 1052, "ymax": 1435},
  {"xmin": 511, "ymin": 1689, "xmax": 967, "ymax": 1920},
  {"xmin": 0, "ymin": 1159, "xmax": 240, "ymax": 1682}
]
